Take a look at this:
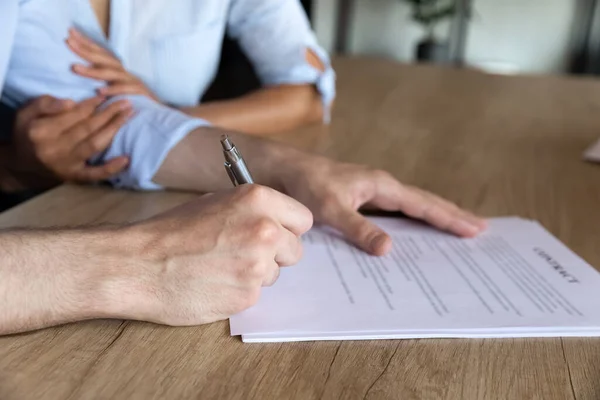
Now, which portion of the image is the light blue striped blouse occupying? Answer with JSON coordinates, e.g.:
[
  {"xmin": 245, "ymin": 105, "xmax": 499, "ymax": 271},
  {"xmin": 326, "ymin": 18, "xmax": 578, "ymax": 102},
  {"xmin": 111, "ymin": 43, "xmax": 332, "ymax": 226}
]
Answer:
[
  {"xmin": 0, "ymin": 1, "xmax": 18, "ymax": 93},
  {"xmin": 1, "ymin": 0, "xmax": 336, "ymax": 189}
]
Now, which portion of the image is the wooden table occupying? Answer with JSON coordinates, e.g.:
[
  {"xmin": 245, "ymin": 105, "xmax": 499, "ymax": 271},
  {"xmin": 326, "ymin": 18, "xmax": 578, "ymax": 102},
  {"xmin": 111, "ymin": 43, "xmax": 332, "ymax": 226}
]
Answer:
[{"xmin": 2, "ymin": 57, "xmax": 600, "ymax": 399}]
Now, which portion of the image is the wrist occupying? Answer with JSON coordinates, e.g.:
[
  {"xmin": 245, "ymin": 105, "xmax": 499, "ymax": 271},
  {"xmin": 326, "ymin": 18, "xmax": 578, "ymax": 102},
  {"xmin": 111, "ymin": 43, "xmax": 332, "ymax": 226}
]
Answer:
[
  {"xmin": 80, "ymin": 224, "xmax": 160, "ymax": 322},
  {"xmin": 0, "ymin": 227, "xmax": 145, "ymax": 334},
  {"xmin": 54, "ymin": 227, "xmax": 142, "ymax": 322},
  {"xmin": 21, "ymin": 226, "xmax": 156, "ymax": 325},
  {"xmin": 262, "ymin": 145, "xmax": 331, "ymax": 196},
  {"xmin": 253, "ymin": 142, "xmax": 315, "ymax": 192}
]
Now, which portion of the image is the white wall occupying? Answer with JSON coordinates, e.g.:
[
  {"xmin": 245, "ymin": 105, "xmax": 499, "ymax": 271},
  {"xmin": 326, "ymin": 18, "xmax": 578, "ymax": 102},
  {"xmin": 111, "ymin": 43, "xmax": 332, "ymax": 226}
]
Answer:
[
  {"xmin": 312, "ymin": 0, "xmax": 339, "ymax": 53},
  {"xmin": 313, "ymin": 0, "xmax": 579, "ymax": 74}
]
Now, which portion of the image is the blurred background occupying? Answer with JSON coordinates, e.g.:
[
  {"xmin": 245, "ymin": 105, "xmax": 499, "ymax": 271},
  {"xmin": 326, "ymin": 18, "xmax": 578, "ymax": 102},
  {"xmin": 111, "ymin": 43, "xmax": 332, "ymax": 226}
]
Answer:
[
  {"xmin": 314, "ymin": 0, "xmax": 600, "ymax": 75},
  {"xmin": 207, "ymin": 0, "xmax": 600, "ymax": 100}
]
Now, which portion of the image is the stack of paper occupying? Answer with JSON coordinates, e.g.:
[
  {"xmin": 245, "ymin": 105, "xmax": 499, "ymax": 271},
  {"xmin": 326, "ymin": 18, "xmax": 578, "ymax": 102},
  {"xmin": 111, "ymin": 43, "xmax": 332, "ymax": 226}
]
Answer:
[{"xmin": 230, "ymin": 217, "xmax": 600, "ymax": 343}]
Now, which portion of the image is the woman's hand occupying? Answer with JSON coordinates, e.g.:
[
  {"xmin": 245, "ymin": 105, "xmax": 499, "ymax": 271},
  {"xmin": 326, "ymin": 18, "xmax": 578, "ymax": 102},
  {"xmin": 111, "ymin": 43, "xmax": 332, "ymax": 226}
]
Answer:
[
  {"xmin": 11, "ymin": 95, "xmax": 132, "ymax": 185},
  {"xmin": 66, "ymin": 28, "xmax": 159, "ymax": 101}
]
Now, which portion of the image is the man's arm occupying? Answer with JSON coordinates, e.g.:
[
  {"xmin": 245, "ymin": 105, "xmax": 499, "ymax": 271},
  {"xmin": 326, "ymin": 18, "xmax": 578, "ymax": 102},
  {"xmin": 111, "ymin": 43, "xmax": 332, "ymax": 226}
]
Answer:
[
  {"xmin": 154, "ymin": 128, "xmax": 487, "ymax": 256},
  {"xmin": 0, "ymin": 227, "xmax": 132, "ymax": 334},
  {"xmin": 0, "ymin": 186, "xmax": 313, "ymax": 335}
]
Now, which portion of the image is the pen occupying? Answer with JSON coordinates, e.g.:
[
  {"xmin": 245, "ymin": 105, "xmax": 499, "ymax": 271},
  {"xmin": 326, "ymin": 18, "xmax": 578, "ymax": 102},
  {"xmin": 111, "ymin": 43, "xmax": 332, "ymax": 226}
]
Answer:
[{"xmin": 220, "ymin": 135, "xmax": 254, "ymax": 186}]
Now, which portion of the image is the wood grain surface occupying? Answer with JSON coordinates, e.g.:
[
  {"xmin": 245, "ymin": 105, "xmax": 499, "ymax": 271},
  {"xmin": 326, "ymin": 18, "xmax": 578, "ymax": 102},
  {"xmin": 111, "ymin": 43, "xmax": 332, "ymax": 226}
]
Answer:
[{"xmin": 2, "ymin": 57, "xmax": 600, "ymax": 399}]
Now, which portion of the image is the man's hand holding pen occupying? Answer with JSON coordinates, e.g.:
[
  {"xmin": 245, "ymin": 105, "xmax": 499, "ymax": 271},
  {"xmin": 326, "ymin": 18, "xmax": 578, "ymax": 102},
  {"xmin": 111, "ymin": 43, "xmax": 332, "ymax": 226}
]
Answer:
[{"xmin": 126, "ymin": 184, "xmax": 312, "ymax": 326}]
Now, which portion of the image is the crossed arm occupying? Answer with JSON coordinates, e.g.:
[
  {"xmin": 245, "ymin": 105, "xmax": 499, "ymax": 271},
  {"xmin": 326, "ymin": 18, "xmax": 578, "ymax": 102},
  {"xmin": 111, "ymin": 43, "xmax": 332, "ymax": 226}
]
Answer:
[{"xmin": 72, "ymin": 37, "xmax": 327, "ymax": 136}]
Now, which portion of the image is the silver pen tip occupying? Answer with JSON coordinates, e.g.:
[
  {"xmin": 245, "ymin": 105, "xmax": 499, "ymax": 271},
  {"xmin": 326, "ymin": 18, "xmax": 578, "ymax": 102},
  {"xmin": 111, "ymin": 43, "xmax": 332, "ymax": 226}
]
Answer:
[{"xmin": 220, "ymin": 135, "xmax": 233, "ymax": 151}]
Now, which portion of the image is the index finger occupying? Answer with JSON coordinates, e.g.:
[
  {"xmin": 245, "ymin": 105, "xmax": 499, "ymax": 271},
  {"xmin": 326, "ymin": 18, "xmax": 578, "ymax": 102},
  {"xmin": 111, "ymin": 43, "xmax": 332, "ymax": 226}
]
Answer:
[
  {"xmin": 36, "ymin": 96, "xmax": 106, "ymax": 133},
  {"xmin": 241, "ymin": 185, "xmax": 314, "ymax": 237},
  {"xmin": 326, "ymin": 207, "xmax": 392, "ymax": 256},
  {"xmin": 17, "ymin": 95, "xmax": 75, "ymax": 123},
  {"xmin": 71, "ymin": 156, "xmax": 129, "ymax": 183},
  {"xmin": 369, "ymin": 173, "xmax": 486, "ymax": 237},
  {"xmin": 67, "ymin": 29, "xmax": 122, "ymax": 68},
  {"xmin": 65, "ymin": 100, "xmax": 131, "ymax": 145}
]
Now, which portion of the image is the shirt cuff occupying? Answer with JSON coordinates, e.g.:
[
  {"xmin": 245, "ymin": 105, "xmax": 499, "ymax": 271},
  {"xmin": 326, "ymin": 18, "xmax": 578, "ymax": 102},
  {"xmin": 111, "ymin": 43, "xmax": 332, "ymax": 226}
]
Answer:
[
  {"xmin": 261, "ymin": 46, "xmax": 337, "ymax": 124},
  {"xmin": 97, "ymin": 95, "xmax": 211, "ymax": 191}
]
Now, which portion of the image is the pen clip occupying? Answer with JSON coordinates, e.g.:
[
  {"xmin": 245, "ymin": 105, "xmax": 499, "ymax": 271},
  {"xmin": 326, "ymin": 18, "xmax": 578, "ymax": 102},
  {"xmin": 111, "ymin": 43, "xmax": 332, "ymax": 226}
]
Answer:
[{"xmin": 224, "ymin": 162, "xmax": 239, "ymax": 186}]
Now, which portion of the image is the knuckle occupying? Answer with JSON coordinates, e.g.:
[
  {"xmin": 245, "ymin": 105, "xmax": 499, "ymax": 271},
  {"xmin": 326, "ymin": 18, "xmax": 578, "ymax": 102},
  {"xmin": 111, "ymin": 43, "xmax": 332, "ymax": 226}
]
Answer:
[
  {"xmin": 444, "ymin": 201, "xmax": 460, "ymax": 213},
  {"xmin": 235, "ymin": 259, "xmax": 266, "ymax": 282},
  {"xmin": 321, "ymin": 193, "xmax": 340, "ymax": 214},
  {"xmin": 78, "ymin": 101, "xmax": 99, "ymax": 116},
  {"xmin": 81, "ymin": 120, "xmax": 95, "ymax": 134},
  {"xmin": 27, "ymin": 122, "xmax": 48, "ymax": 140},
  {"xmin": 107, "ymin": 100, "xmax": 125, "ymax": 113},
  {"xmin": 248, "ymin": 260, "xmax": 268, "ymax": 279},
  {"xmin": 36, "ymin": 95, "xmax": 55, "ymax": 110},
  {"xmin": 240, "ymin": 184, "xmax": 269, "ymax": 206},
  {"xmin": 252, "ymin": 218, "xmax": 279, "ymax": 245},
  {"xmin": 373, "ymin": 169, "xmax": 393, "ymax": 182},
  {"xmin": 422, "ymin": 202, "xmax": 443, "ymax": 221},
  {"xmin": 88, "ymin": 137, "xmax": 106, "ymax": 153},
  {"xmin": 36, "ymin": 147, "xmax": 55, "ymax": 162}
]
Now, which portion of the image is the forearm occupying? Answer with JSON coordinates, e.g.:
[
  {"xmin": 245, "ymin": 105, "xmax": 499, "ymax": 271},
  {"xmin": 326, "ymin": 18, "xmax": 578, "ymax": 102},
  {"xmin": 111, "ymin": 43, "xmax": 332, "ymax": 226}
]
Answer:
[
  {"xmin": 180, "ymin": 85, "xmax": 323, "ymax": 136},
  {"xmin": 153, "ymin": 127, "xmax": 316, "ymax": 193},
  {"xmin": 98, "ymin": 95, "xmax": 319, "ymax": 192},
  {"xmin": 0, "ymin": 227, "xmax": 141, "ymax": 335}
]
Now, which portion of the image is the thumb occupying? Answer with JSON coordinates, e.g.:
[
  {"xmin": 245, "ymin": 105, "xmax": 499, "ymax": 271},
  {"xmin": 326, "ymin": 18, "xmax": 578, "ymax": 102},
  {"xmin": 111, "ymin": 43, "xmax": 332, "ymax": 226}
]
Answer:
[{"xmin": 327, "ymin": 208, "xmax": 392, "ymax": 256}]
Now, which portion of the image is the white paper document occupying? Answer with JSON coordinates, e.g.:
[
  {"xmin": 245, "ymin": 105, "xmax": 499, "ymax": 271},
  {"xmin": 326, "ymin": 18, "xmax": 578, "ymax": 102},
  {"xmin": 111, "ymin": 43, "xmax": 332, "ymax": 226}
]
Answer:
[{"xmin": 230, "ymin": 217, "xmax": 600, "ymax": 343}]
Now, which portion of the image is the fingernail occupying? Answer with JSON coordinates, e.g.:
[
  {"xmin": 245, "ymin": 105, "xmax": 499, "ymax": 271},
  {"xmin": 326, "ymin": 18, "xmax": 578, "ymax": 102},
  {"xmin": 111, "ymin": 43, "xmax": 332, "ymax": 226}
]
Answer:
[
  {"xmin": 455, "ymin": 220, "xmax": 480, "ymax": 236},
  {"xmin": 370, "ymin": 234, "xmax": 389, "ymax": 254}
]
